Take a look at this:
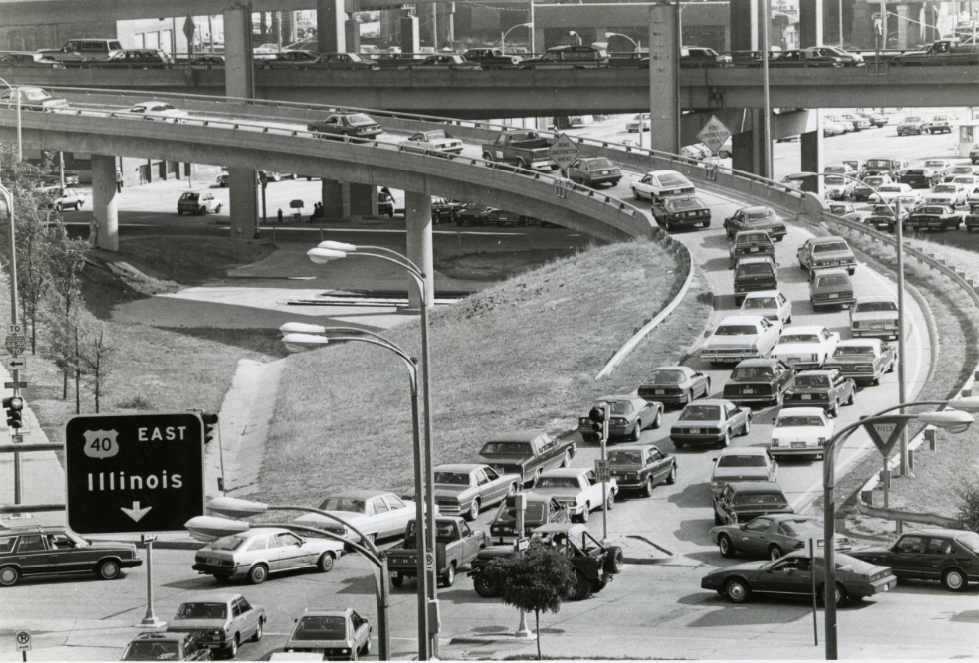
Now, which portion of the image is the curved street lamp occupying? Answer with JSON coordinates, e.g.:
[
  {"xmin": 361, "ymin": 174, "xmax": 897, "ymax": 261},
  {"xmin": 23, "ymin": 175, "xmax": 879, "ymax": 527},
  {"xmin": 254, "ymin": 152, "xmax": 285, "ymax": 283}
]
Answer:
[
  {"xmin": 604, "ymin": 31, "xmax": 640, "ymax": 52},
  {"xmin": 569, "ymin": 30, "xmax": 582, "ymax": 45},
  {"xmin": 502, "ymin": 22, "xmax": 533, "ymax": 53},
  {"xmin": 822, "ymin": 396, "xmax": 979, "ymax": 660},
  {"xmin": 185, "ymin": 498, "xmax": 392, "ymax": 660},
  {"xmin": 279, "ymin": 322, "xmax": 434, "ymax": 660}
]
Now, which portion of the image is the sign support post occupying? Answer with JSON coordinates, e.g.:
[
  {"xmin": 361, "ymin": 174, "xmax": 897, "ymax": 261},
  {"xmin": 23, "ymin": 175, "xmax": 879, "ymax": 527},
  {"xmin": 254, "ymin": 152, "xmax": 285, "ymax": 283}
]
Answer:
[
  {"xmin": 548, "ymin": 134, "xmax": 581, "ymax": 198},
  {"xmin": 140, "ymin": 534, "xmax": 165, "ymax": 628}
]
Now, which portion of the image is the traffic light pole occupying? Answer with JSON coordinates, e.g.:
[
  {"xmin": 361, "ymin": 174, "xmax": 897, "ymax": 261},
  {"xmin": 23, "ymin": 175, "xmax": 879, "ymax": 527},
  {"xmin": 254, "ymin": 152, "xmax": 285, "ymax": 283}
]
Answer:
[
  {"xmin": 0, "ymin": 184, "xmax": 24, "ymax": 508},
  {"xmin": 599, "ymin": 402, "xmax": 610, "ymax": 544}
]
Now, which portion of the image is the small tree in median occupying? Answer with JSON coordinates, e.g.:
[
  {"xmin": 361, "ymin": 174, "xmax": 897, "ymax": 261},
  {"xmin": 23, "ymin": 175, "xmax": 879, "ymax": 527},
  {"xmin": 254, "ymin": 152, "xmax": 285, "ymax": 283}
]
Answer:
[{"xmin": 486, "ymin": 540, "xmax": 577, "ymax": 660}]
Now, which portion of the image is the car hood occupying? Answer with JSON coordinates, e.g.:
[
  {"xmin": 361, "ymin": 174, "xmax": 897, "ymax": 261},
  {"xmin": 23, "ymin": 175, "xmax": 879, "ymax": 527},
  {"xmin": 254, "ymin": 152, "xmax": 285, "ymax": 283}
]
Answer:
[
  {"xmin": 811, "ymin": 250, "xmax": 854, "ymax": 261},
  {"xmin": 295, "ymin": 511, "xmax": 369, "ymax": 526},
  {"xmin": 705, "ymin": 559, "xmax": 768, "ymax": 577},
  {"xmin": 847, "ymin": 545, "xmax": 891, "ymax": 557}
]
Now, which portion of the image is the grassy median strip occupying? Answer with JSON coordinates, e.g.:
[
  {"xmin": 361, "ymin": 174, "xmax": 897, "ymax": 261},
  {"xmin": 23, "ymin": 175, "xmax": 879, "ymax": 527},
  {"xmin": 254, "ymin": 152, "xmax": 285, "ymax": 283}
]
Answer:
[{"xmin": 258, "ymin": 238, "xmax": 712, "ymax": 504}]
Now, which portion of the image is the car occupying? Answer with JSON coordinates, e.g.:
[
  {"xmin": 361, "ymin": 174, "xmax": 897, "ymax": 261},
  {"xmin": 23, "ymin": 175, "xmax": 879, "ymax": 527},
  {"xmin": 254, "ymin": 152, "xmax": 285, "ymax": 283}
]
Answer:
[
  {"xmin": 126, "ymin": 100, "xmax": 187, "ymax": 120},
  {"xmin": 40, "ymin": 186, "xmax": 85, "ymax": 212},
  {"xmin": 651, "ymin": 195, "xmax": 711, "ymax": 230},
  {"xmin": 121, "ymin": 631, "xmax": 212, "ymax": 661},
  {"xmin": 850, "ymin": 295, "xmax": 899, "ymax": 340},
  {"xmin": 430, "ymin": 196, "xmax": 466, "ymax": 224},
  {"xmin": 771, "ymin": 325, "xmax": 840, "ymax": 370},
  {"xmin": 972, "ymin": 142, "xmax": 979, "ymax": 165},
  {"xmin": 729, "ymin": 230, "xmax": 775, "ymax": 268},
  {"xmin": 95, "ymin": 48, "xmax": 174, "ymax": 68},
  {"xmin": 828, "ymin": 202, "xmax": 861, "ymax": 222},
  {"xmin": 410, "ymin": 54, "xmax": 482, "ymax": 69},
  {"xmin": 0, "ymin": 86, "xmax": 69, "ymax": 112},
  {"xmin": 606, "ymin": 444, "xmax": 677, "ymax": 495},
  {"xmin": 637, "ymin": 365, "xmax": 711, "ymax": 407},
  {"xmin": 191, "ymin": 526, "xmax": 344, "ymax": 584},
  {"xmin": 178, "ymin": 190, "xmax": 222, "ymax": 215},
  {"xmin": 311, "ymin": 52, "xmax": 380, "ymax": 69},
  {"xmin": 630, "ymin": 169, "xmax": 695, "ymax": 202},
  {"xmin": 733, "ymin": 256, "xmax": 778, "ymax": 305},
  {"xmin": 924, "ymin": 183, "xmax": 967, "ymax": 207},
  {"xmin": 906, "ymin": 204, "xmax": 960, "ymax": 232},
  {"xmin": 189, "ymin": 54, "xmax": 226, "ymax": 67},
  {"xmin": 722, "ymin": 358, "xmax": 794, "ymax": 407},
  {"xmin": 899, "ymin": 168, "xmax": 941, "ymax": 189},
  {"xmin": 823, "ymin": 338, "xmax": 896, "ymax": 385},
  {"xmin": 922, "ymin": 114, "xmax": 953, "ymax": 134},
  {"xmin": 450, "ymin": 203, "xmax": 488, "ymax": 226},
  {"xmin": 376, "ymin": 188, "xmax": 395, "ymax": 217},
  {"xmin": 851, "ymin": 175, "xmax": 892, "ymax": 201},
  {"xmin": 488, "ymin": 492, "xmax": 570, "ymax": 543},
  {"xmin": 848, "ymin": 529, "xmax": 979, "ymax": 592},
  {"xmin": 518, "ymin": 44, "xmax": 609, "ymax": 68},
  {"xmin": 809, "ymin": 268, "xmax": 854, "ymax": 310},
  {"xmin": 167, "ymin": 593, "xmax": 266, "ymax": 659},
  {"xmin": 293, "ymin": 490, "xmax": 418, "ymax": 544},
  {"xmin": 710, "ymin": 514, "xmax": 852, "ymax": 561},
  {"xmin": 680, "ymin": 46, "xmax": 733, "ymax": 67},
  {"xmin": 824, "ymin": 163, "xmax": 858, "ymax": 176},
  {"xmin": 534, "ymin": 467, "xmax": 617, "ymax": 523},
  {"xmin": 216, "ymin": 170, "xmax": 229, "ymax": 187},
  {"xmin": 432, "ymin": 463, "xmax": 520, "ymax": 520},
  {"xmin": 769, "ymin": 407, "xmax": 834, "ymax": 460},
  {"xmin": 822, "ymin": 174, "xmax": 854, "ymax": 200},
  {"xmin": 826, "ymin": 115, "xmax": 854, "ymax": 132},
  {"xmin": 700, "ymin": 550, "xmax": 896, "ymax": 606},
  {"xmin": 478, "ymin": 207, "xmax": 530, "ymax": 227},
  {"xmin": 307, "ymin": 113, "xmax": 382, "ymax": 139},
  {"xmin": 258, "ymin": 49, "xmax": 321, "ymax": 68},
  {"xmin": 710, "ymin": 447, "xmax": 779, "ymax": 498},
  {"xmin": 577, "ymin": 394, "xmax": 664, "ymax": 442},
  {"xmin": 896, "ymin": 116, "xmax": 924, "ymax": 136},
  {"xmin": 670, "ymin": 398, "xmax": 752, "ymax": 449},
  {"xmin": 0, "ymin": 525, "xmax": 142, "ymax": 586},
  {"xmin": 755, "ymin": 50, "xmax": 843, "ymax": 68},
  {"xmin": 625, "ymin": 113, "xmax": 650, "ymax": 132},
  {"xmin": 477, "ymin": 431, "xmax": 576, "ymax": 487},
  {"xmin": 797, "ymin": 236, "xmax": 857, "ymax": 275},
  {"xmin": 461, "ymin": 48, "xmax": 522, "ymax": 69},
  {"xmin": 922, "ymin": 158, "xmax": 954, "ymax": 179},
  {"xmin": 712, "ymin": 480, "xmax": 794, "ymax": 527},
  {"xmin": 868, "ymin": 183, "xmax": 921, "ymax": 206},
  {"xmin": 944, "ymin": 165, "xmax": 979, "ymax": 182},
  {"xmin": 567, "ymin": 157, "xmax": 622, "ymax": 188},
  {"xmin": 723, "ymin": 206, "xmax": 786, "ymax": 241},
  {"xmin": 863, "ymin": 203, "xmax": 907, "ymax": 232},
  {"xmin": 839, "ymin": 113, "xmax": 871, "ymax": 130},
  {"xmin": 280, "ymin": 608, "xmax": 372, "ymax": 660},
  {"xmin": 0, "ymin": 51, "xmax": 64, "ymax": 67},
  {"xmin": 700, "ymin": 314, "xmax": 782, "ymax": 365},
  {"xmin": 401, "ymin": 130, "xmax": 464, "ymax": 155},
  {"xmin": 739, "ymin": 290, "xmax": 792, "ymax": 325},
  {"xmin": 966, "ymin": 203, "xmax": 979, "ymax": 231},
  {"xmin": 822, "ymin": 119, "xmax": 847, "ymax": 137},
  {"xmin": 783, "ymin": 368, "xmax": 856, "ymax": 414},
  {"xmin": 42, "ymin": 172, "xmax": 80, "ymax": 187}
]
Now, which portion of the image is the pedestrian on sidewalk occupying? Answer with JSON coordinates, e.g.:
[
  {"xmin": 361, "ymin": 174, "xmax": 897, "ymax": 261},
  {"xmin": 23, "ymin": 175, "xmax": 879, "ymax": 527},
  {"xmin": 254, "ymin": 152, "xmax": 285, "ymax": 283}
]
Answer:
[
  {"xmin": 277, "ymin": 208, "xmax": 283, "ymax": 224},
  {"xmin": 115, "ymin": 168, "xmax": 124, "ymax": 193}
]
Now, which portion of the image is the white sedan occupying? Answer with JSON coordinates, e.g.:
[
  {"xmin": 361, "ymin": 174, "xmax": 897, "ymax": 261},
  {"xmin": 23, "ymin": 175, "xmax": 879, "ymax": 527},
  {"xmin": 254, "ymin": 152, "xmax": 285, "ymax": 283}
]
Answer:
[
  {"xmin": 771, "ymin": 325, "xmax": 840, "ymax": 370},
  {"xmin": 739, "ymin": 290, "xmax": 792, "ymax": 325},
  {"xmin": 924, "ymin": 183, "xmax": 967, "ymax": 207},
  {"xmin": 294, "ymin": 490, "xmax": 419, "ymax": 544},
  {"xmin": 401, "ymin": 129, "xmax": 464, "ymax": 155},
  {"xmin": 126, "ymin": 101, "xmax": 187, "ymax": 120},
  {"xmin": 769, "ymin": 407, "xmax": 834, "ymax": 460},
  {"xmin": 700, "ymin": 315, "xmax": 782, "ymax": 365},
  {"xmin": 630, "ymin": 170, "xmax": 695, "ymax": 202},
  {"xmin": 868, "ymin": 183, "xmax": 920, "ymax": 206},
  {"xmin": 533, "ymin": 467, "xmax": 617, "ymax": 523}
]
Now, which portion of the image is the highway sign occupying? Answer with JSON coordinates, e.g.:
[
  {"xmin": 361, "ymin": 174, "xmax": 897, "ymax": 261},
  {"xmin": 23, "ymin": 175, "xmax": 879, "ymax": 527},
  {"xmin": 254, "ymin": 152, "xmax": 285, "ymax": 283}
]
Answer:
[
  {"xmin": 4, "ymin": 381, "xmax": 27, "ymax": 389},
  {"xmin": 182, "ymin": 16, "xmax": 196, "ymax": 41},
  {"xmin": 64, "ymin": 412, "xmax": 205, "ymax": 535},
  {"xmin": 4, "ymin": 334, "xmax": 27, "ymax": 356},
  {"xmin": 697, "ymin": 116, "xmax": 732, "ymax": 156},
  {"xmin": 6, "ymin": 357, "xmax": 26, "ymax": 370},
  {"xmin": 515, "ymin": 537, "xmax": 530, "ymax": 552},
  {"xmin": 15, "ymin": 629, "xmax": 31, "ymax": 652},
  {"xmin": 8, "ymin": 323, "xmax": 23, "ymax": 335},
  {"xmin": 548, "ymin": 133, "xmax": 580, "ymax": 172},
  {"xmin": 863, "ymin": 417, "xmax": 905, "ymax": 458}
]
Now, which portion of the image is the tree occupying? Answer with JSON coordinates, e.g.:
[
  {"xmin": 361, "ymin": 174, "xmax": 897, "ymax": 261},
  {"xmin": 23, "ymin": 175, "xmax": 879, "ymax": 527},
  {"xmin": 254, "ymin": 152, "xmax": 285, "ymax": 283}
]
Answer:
[
  {"xmin": 486, "ymin": 540, "xmax": 577, "ymax": 660},
  {"xmin": 44, "ymin": 222, "xmax": 89, "ymax": 398},
  {"xmin": 77, "ymin": 322, "xmax": 115, "ymax": 413},
  {"xmin": 954, "ymin": 475, "xmax": 979, "ymax": 532}
]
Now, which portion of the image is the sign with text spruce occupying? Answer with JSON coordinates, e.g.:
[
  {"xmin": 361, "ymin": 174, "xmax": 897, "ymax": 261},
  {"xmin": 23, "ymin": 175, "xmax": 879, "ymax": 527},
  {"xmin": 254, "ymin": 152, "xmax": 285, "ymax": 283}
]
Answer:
[{"xmin": 65, "ymin": 412, "xmax": 205, "ymax": 535}]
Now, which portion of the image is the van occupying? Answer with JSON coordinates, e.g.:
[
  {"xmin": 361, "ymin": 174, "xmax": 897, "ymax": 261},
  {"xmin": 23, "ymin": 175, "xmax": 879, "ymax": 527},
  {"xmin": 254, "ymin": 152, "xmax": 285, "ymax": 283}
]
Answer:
[{"xmin": 39, "ymin": 38, "xmax": 125, "ymax": 62}]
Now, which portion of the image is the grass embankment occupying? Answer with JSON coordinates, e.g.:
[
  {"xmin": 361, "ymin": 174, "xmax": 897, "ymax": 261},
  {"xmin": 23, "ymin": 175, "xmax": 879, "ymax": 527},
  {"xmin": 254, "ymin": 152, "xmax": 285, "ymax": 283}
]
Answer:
[{"xmin": 257, "ymin": 239, "xmax": 712, "ymax": 504}]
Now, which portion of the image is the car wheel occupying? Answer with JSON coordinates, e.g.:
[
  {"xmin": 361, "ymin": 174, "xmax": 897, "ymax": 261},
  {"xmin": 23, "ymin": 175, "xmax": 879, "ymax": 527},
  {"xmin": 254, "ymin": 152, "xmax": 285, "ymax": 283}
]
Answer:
[
  {"xmin": 718, "ymin": 535, "xmax": 736, "ymax": 558},
  {"xmin": 98, "ymin": 560, "xmax": 121, "ymax": 580},
  {"xmin": 665, "ymin": 463, "xmax": 677, "ymax": 485},
  {"xmin": 392, "ymin": 572, "xmax": 404, "ymax": 587},
  {"xmin": 741, "ymin": 417, "xmax": 751, "ymax": 436},
  {"xmin": 198, "ymin": 206, "xmax": 206, "ymax": 215},
  {"xmin": 630, "ymin": 422, "xmax": 641, "ymax": 441},
  {"xmin": 829, "ymin": 399, "xmax": 839, "ymax": 417},
  {"xmin": 652, "ymin": 410, "xmax": 663, "ymax": 429},
  {"xmin": 821, "ymin": 582, "xmax": 848, "ymax": 607},
  {"xmin": 632, "ymin": 188, "xmax": 641, "ymax": 201},
  {"xmin": 561, "ymin": 451, "xmax": 572, "ymax": 468},
  {"xmin": 515, "ymin": 158, "xmax": 529, "ymax": 170},
  {"xmin": 473, "ymin": 571, "xmax": 502, "ymax": 597},
  {"xmin": 248, "ymin": 564, "xmax": 269, "ymax": 584},
  {"xmin": 724, "ymin": 578, "xmax": 751, "ymax": 603},
  {"xmin": 571, "ymin": 571, "xmax": 592, "ymax": 600},
  {"xmin": 702, "ymin": 219, "xmax": 710, "ymax": 228},
  {"xmin": 719, "ymin": 431, "xmax": 730, "ymax": 448},
  {"xmin": 77, "ymin": 201, "xmax": 84, "ymax": 210},
  {"xmin": 687, "ymin": 389, "xmax": 695, "ymax": 405},
  {"xmin": 846, "ymin": 390, "xmax": 855, "ymax": 406},
  {"xmin": 251, "ymin": 618, "xmax": 264, "ymax": 642},
  {"xmin": 768, "ymin": 545, "xmax": 783, "ymax": 561},
  {"xmin": 887, "ymin": 359, "xmax": 896, "ymax": 373},
  {"xmin": 942, "ymin": 568, "xmax": 968, "ymax": 591},
  {"xmin": 605, "ymin": 491, "xmax": 615, "ymax": 511},
  {"xmin": 872, "ymin": 375, "xmax": 881, "ymax": 386},
  {"xmin": 532, "ymin": 468, "xmax": 542, "ymax": 487},
  {"xmin": 442, "ymin": 564, "xmax": 456, "ymax": 588},
  {"xmin": 363, "ymin": 638, "xmax": 372, "ymax": 655},
  {"xmin": 642, "ymin": 476, "xmax": 654, "ymax": 497},
  {"xmin": 674, "ymin": 440, "xmax": 684, "ymax": 449},
  {"xmin": 318, "ymin": 552, "xmax": 335, "ymax": 572},
  {"xmin": 55, "ymin": 203, "xmax": 63, "ymax": 212},
  {"xmin": 506, "ymin": 482, "xmax": 517, "ymax": 498},
  {"xmin": 575, "ymin": 505, "xmax": 590, "ymax": 523},
  {"xmin": 0, "ymin": 566, "xmax": 20, "ymax": 586},
  {"xmin": 604, "ymin": 546, "xmax": 624, "ymax": 574},
  {"xmin": 466, "ymin": 498, "xmax": 481, "ymax": 521},
  {"xmin": 226, "ymin": 635, "xmax": 239, "ymax": 659}
]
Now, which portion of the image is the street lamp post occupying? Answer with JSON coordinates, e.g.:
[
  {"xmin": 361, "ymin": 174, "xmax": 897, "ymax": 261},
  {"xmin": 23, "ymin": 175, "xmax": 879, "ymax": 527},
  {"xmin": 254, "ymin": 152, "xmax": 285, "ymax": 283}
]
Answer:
[
  {"xmin": 502, "ymin": 22, "xmax": 532, "ymax": 53},
  {"xmin": 308, "ymin": 240, "xmax": 440, "ymax": 658},
  {"xmin": 821, "ymin": 397, "xmax": 978, "ymax": 660},
  {"xmin": 604, "ymin": 31, "xmax": 640, "ymax": 51},
  {"xmin": 569, "ymin": 30, "xmax": 582, "ymax": 45},
  {"xmin": 0, "ymin": 184, "xmax": 23, "ymax": 509},
  {"xmin": 0, "ymin": 77, "xmax": 23, "ymax": 162},
  {"xmin": 280, "ymin": 323, "xmax": 429, "ymax": 660}
]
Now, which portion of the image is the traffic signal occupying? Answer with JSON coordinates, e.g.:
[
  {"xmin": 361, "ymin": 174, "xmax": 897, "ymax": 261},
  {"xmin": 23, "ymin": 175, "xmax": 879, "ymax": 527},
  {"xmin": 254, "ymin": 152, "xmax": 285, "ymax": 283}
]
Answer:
[
  {"xmin": 201, "ymin": 412, "xmax": 219, "ymax": 445},
  {"xmin": 4, "ymin": 396, "xmax": 24, "ymax": 429},
  {"xmin": 588, "ymin": 403, "xmax": 609, "ymax": 443}
]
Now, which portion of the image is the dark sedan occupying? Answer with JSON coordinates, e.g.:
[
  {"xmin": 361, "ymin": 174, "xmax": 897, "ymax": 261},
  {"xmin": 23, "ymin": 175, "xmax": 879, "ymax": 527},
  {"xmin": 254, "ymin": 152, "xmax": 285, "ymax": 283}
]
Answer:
[
  {"xmin": 710, "ymin": 514, "xmax": 852, "ymax": 560},
  {"xmin": 652, "ymin": 195, "xmax": 711, "ymax": 230},
  {"xmin": 577, "ymin": 394, "xmax": 663, "ymax": 442},
  {"xmin": 848, "ymin": 529, "xmax": 979, "ymax": 592},
  {"xmin": 607, "ymin": 444, "xmax": 676, "ymax": 496},
  {"xmin": 0, "ymin": 525, "xmax": 142, "ymax": 586},
  {"xmin": 567, "ymin": 157, "xmax": 622, "ymax": 188},
  {"xmin": 307, "ymin": 113, "xmax": 382, "ymax": 139},
  {"xmin": 637, "ymin": 366, "xmax": 711, "ymax": 407},
  {"xmin": 723, "ymin": 206, "xmax": 786, "ymax": 241},
  {"xmin": 722, "ymin": 358, "xmax": 793, "ymax": 407},
  {"xmin": 906, "ymin": 204, "xmax": 959, "ymax": 232},
  {"xmin": 782, "ymin": 368, "xmax": 855, "ymax": 415},
  {"xmin": 701, "ymin": 551, "xmax": 897, "ymax": 606},
  {"xmin": 729, "ymin": 230, "xmax": 775, "ymax": 268}
]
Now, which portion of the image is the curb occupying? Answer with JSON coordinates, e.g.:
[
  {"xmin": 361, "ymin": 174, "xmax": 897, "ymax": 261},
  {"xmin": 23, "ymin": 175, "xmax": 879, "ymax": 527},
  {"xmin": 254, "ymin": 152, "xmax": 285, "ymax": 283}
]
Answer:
[{"xmin": 620, "ymin": 534, "xmax": 676, "ymax": 565}]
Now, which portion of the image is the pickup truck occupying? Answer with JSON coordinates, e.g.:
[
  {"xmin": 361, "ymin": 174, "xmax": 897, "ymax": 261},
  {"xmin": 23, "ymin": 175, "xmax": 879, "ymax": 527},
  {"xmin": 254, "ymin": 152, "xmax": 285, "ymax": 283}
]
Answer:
[
  {"xmin": 463, "ymin": 48, "xmax": 522, "ymax": 69},
  {"xmin": 891, "ymin": 40, "xmax": 979, "ymax": 66},
  {"xmin": 386, "ymin": 517, "xmax": 488, "ymax": 588},
  {"xmin": 476, "ymin": 431, "xmax": 576, "ymax": 487},
  {"xmin": 481, "ymin": 130, "xmax": 556, "ymax": 170}
]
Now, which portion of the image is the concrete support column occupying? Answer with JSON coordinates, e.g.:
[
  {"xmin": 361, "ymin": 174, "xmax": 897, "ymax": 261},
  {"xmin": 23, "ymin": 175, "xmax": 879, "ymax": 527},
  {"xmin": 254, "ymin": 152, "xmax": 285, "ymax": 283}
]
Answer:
[
  {"xmin": 400, "ymin": 14, "xmax": 420, "ymax": 54},
  {"xmin": 533, "ymin": 28, "xmax": 545, "ymax": 52},
  {"xmin": 801, "ymin": 114, "xmax": 824, "ymax": 198},
  {"xmin": 345, "ymin": 20, "xmax": 361, "ymax": 52},
  {"xmin": 349, "ymin": 182, "xmax": 378, "ymax": 217},
  {"xmin": 439, "ymin": 2, "xmax": 455, "ymax": 45},
  {"xmin": 647, "ymin": 4, "xmax": 680, "ymax": 155},
  {"xmin": 90, "ymin": 154, "xmax": 119, "ymax": 252},
  {"xmin": 404, "ymin": 190, "xmax": 434, "ymax": 311},
  {"xmin": 228, "ymin": 168, "xmax": 259, "ymax": 239},
  {"xmin": 896, "ymin": 4, "xmax": 910, "ymax": 48},
  {"xmin": 223, "ymin": 6, "xmax": 254, "ymax": 100},
  {"xmin": 322, "ymin": 178, "xmax": 350, "ymax": 219},
  {"xmin": 420, "ymin": 2, "xmax": 438, "ymax": 48},
  {"xmin": 732, "ymin": 130, "xmax": 760, "ymax": 175},
  {"xmin": 317, "ymin": 0, "xmax": 347, "ymax": 53},
  {"xmin": 729, "ymin": 0, "xmax": 760, "ymax": 51},
  {"xmin": 798, "ymin": 0, "xmax": 825, "ymax": 47}
]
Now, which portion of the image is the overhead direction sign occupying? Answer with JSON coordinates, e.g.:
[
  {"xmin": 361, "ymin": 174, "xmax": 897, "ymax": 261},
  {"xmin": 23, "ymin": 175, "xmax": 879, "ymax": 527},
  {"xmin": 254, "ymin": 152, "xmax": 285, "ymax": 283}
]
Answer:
[
  {"xmin": 697, "ymin": 116, "xmax": 732, "ymax": 156},
  {"xmin": 64, "ymin": 412, "xmax": 205, "ymax": 535},
  {"xmin": 548, "ymin": 133, "xmax": 581, "ymax": 172}
]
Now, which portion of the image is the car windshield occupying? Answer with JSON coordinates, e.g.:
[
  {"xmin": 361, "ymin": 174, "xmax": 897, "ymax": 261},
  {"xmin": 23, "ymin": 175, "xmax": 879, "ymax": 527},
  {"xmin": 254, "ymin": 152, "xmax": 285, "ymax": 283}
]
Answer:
[
  {"xmin": 904, "ymin": 117, "xmax": 921, "ymax": 122},
  {"xmin": 776, "ymin": 415, "xmax": 825, "ymax": 427},
  {"xmin": 816, "ymin": 275, "xmax": 850, "ymax": 288},
  {"xmin": 179, "ymin": 193, "xmax": 199, "ymax": 201},
  {"xmin": 680, "ymin": 404, "xmax": 720, "ymax": 421},
  {"xmin": 293, "ymin": 615, "xmax": 348, "ymax": 640},
  {"xmin": 716, "ymin": 455, "xmax": 768, "ymax": 468},
  {"xmin": 177, "ymin": 602, "xmax": 227, "ymax": 619},
  {"xmin": 606, "ymin": 400, "xmax": 634, "ymax": 414},
  {"xmin": 879, "ymin": 186, "xmax": 902, "ymax": 193},
  {"xmin": 536, "ymin": 477, "xmax": 581, "ymax": 489},
  {"xmin": 855, "ymin": 301, "xmax": 897, "ymax": 312},
  {"xmin": 779, "ymin": 333, "xmax": 819, "ymax": 344},
  {"xmin": 208, "ymin": 534, "xmax": 248, "ymax": 551},
  {"xmin": 916, "ymin": 207, "xmax": 946, "ymax": 215},
  {"xmin": 738, "ymin": 233, "xmax": 770, "ymax": 244},
  {"xmin": 736, "ymin": 263, "xmax": 773, "ymax": 276},
  {"xmin": 733, "ymin": 492, "xmax": 787, "ymax": 506},
  {"xmin": 954, "ymin": 532, "xmax": 979, "ymax": 553},
  {"xmin": 645, "ymin": 369, "xmax": 685, "ymax": 383},
  {"xmin": 496, "ymin": 503, "xmax": 546, "ymax": 524},
  {"xmin": 779, "ymin": 518, "xmax": 819, "ymax": 536},
  {"xmin": 434, "ymin": 472, "xmax": 470, "ymax": 485},
  {"xmin": 122, "ymin": 640, "xmax": 180, "ymax": 660},
  {"xmin": 932, "ymin": 186, "xmax": 956, "ymax": 193},
  {"xmin": 793, "ymin": 375, "xmax": 829, "ymax": 388},
  {"xmin": 743, "ymin": 297, "xmax": 776, "ymax": 310},
  {"xmin": 481, "ymin": 442, "xmax": 532, "ymax": 455},
  {"xmin": 715, "ymin": 324, "xmax": 759, "ymax": 336},
  {"xmin": 348, "ymin": 113, "xmax": 375, "ymax": 126},
  {"xmin": 833, "ymin": 346, "xmax": 874, "ymax": 357},
  {"xmin": 824, "ymin": 176, "xmax": 846, "ymax": 185},
  {"xmin": 316, "ymin": 497, "xmax": 367, "ymax": 512},
  {"xmin": 864, "ymin": 177, "xmax": 886, "ymax": 186},
  {"xmin": 424, "ymin": 130, "xmax": 448, "ymax": 140},
  {"xmin": 731, "ymin": 367, "xmax": 774, "ymax": 380},
  {"xmin": 588, "ymin": 158, "xmax": 615, "ymax": 169},
  {"xmin": 607, "ymin": 450, "xmax": 643, "ymax": 465},
  {"xmin": 657, "ymin": 173, "xmax": 688, "ymax": 187},
  {"xmin": 813, "ymin": 242, "xmax": 849, "ymax": 253}
]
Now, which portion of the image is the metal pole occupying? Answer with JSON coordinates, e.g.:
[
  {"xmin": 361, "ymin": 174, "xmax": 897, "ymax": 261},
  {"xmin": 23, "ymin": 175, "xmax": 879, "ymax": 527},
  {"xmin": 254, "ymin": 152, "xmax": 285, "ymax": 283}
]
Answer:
[
  {"xmin": 58, "ymin": 153, "xmax": 65, "ymax": 189},
  {"xmin": 530, "ymin": 0, "xmax": 536, "ymax": 53},
  {"xmin": 419, "ymin": 295, "xmax": 439, "ymax": 658},
  {"xmin": 600, "ymin": 402, "xmax": 610, "ymax": 543},
  {"xmin": 811, "ymin": 542, "xmax": 818, "ymax": 646},
  {"xmin": 838, "ymin": 0, "xmax": 843, "ymax": 47},
  {"xmin": 823, "ymin": 427, "xmax": 839, "ymax": 660},
  {"xmin": 514, "ymin": 493, "xmax": 530, "ymax": 637},
  {"xmin": 409, "ymin": 384, "xmax": 429, "ymax": 661},
  {"xmin": 140, "ymin": 536, "xmax": 165, "ymax": 627},
  {"xmin": 761, "ymin": 0, "xmax": 773, "ymax": 179},
  {"xmin": 896, "ymin": 196, "xmax": 908, "ymax": 480},
  {"xmin": 378, "ymin": 554, "xmax": 391, "ymax": 660},
  {"xmin": 16, "ymin": 89, "xmax": 22, "ymax": 163},
  {"xmin": 0, "ymin": 185, "xmax": 22, "ymax": 506}
]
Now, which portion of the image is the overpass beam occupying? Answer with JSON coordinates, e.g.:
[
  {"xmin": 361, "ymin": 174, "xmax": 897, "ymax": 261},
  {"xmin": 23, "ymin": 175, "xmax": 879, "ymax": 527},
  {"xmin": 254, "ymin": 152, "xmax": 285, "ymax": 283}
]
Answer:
[
  {"xmin": 228, "ymin": 169, "xmax": 259, "ymax": 239},
  {"xmin": 404, "ymin": 190, "xmax": 434, "ymax": 310},
  {"xmin": 647, "ymin": 4, "xmax": 680, "ymax": 155},
  {"xmin": 318, "ymin": 0, "xmax": 347, "ymax": 53},
  {"xmin": 90, "ymin": 154, "xmax": 119, "ymax": 252},
  {"xmin": 729, "ymin": 0, "xmax": 760, "ymax": 51},
  {"xmin": 223, "ymin": 6, "xmax": 254, "ymax": 100},
  {"xmin": 400, "ymin": 14, "xmax": 420, "ymax": 54},
  {"xmin": 798, "ymin": 0, "xmax": 825, "ymax": 48}
]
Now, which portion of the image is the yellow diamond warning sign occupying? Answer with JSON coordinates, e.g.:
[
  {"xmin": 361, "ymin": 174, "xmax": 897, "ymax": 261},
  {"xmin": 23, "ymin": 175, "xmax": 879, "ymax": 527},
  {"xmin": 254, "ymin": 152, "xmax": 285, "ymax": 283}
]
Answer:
[{"xmin": 697, "ymin": 116, "xmax": 732, "ymax": 156}]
